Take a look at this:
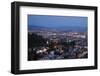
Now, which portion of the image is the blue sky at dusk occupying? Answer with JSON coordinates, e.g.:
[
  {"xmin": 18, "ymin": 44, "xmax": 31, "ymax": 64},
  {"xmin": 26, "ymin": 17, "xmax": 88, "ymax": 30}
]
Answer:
[{"xmin": 28, "ymin": 15, "xmax": 87, "ymax": 31}]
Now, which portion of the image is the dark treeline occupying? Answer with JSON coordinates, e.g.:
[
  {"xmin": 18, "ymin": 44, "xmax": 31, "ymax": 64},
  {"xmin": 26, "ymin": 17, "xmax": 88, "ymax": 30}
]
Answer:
[{"xmin": 28, "ymin": 33, "xmax": 47, "ymax": 48}]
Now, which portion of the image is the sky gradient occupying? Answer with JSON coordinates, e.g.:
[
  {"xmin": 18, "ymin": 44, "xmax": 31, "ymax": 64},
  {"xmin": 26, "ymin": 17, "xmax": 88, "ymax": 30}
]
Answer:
[{"xmin": 28, "ymin": 15, "xmax": 87, "ymax": 31}]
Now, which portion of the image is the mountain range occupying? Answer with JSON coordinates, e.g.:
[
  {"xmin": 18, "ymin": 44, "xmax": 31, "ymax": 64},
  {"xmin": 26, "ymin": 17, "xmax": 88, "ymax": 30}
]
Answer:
[{"xmin": 28, "ymin": 25, "xmax": 87, "ymax": 32}]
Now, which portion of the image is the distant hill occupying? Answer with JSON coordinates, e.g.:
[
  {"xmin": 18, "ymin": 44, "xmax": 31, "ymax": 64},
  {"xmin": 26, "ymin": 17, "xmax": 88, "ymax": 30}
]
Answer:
[{"xmin": 28, "ymin": 25, "xmax": 87, "ymax": 32}]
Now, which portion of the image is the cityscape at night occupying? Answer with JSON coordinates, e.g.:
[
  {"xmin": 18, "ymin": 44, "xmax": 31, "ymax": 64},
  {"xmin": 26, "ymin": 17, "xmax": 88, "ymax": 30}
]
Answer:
[{"xmin": 28, "ymin": 15, "xmax": 88, "ymax": 61}]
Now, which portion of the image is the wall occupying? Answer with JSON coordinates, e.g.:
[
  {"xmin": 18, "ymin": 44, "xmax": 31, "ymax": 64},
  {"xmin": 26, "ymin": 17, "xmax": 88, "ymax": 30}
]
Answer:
[{"xmin": 0, "ymin": 0, "xmax": 99, "ymax": 76}]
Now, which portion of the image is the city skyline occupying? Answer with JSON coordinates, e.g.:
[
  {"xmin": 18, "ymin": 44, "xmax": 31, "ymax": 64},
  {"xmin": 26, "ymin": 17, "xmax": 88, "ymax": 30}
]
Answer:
[{"xmin": 28, "ymin": 15, "xmax": 88, "ymax": 61}]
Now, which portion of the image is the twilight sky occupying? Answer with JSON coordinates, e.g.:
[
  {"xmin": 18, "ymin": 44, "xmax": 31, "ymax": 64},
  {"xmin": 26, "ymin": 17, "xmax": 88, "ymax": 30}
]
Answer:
[{"xmin": 28, "ymin": 15, "xmax": 87, "ymax": 29}]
